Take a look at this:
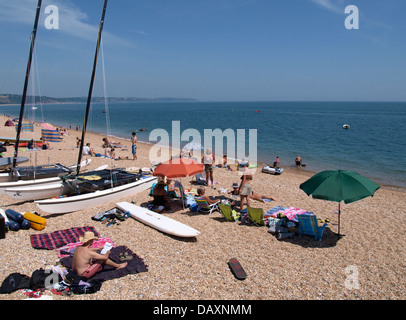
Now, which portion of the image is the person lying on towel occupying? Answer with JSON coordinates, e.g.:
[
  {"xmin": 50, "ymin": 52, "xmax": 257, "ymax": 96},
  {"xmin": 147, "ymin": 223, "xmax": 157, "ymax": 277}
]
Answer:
[{"xmin": 72, "ymin": 232, "xmax": 127, "ymax": 279}]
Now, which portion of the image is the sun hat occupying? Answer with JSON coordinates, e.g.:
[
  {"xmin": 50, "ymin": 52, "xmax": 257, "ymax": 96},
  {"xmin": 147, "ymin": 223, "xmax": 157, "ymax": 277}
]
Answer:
[
  {"xmin": 232, "ymin": 182, "xmax": 239, "ymax": 189},
  {"xmin": 79, "ymin": 231, "xmax": 98, "ymax": 243}
]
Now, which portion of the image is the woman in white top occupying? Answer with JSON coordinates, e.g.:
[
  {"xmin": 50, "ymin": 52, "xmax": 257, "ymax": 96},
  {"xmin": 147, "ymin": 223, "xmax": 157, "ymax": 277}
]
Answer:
[{"xmin": 202, "ymin": 148, "xmax": 215, "ymax": 187}]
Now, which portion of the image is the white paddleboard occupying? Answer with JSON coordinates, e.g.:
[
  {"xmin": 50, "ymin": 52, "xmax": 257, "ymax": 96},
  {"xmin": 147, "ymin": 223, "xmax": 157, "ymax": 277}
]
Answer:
[{"xmin": 116, "ymin": 201, "xmax": 200, "ymax": 238}]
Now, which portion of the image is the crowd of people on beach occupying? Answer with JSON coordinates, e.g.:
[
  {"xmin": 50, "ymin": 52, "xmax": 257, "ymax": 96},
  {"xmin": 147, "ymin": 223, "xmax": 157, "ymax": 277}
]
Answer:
[{"xmin": 78, "ymin": 132, "xmax": 138, "ymax": 161}]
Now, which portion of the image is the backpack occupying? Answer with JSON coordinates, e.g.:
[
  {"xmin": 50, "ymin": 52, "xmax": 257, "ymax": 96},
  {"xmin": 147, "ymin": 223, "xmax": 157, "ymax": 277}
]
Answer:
[{"xmin": 30, "ymin": 268, "xmax": 62, "ymax": 290}]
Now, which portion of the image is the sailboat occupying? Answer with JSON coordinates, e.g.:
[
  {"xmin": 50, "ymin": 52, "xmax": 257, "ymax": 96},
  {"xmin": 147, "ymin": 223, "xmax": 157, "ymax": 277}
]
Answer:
[
  {"xmin": 0, "ymin": 0, "xmax": 89, "ymax": 190},
  {"xmin": 32, "ymin": 0, "xmax": 156, "ymax": 213}
]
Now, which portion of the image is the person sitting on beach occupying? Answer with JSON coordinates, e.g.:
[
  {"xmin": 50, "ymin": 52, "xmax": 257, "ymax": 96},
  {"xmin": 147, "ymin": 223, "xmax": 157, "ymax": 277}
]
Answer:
[
  {"xmin": 166, "ymin": 179, "xmax": 181, "ymax": 198},
  {"xmin": 295, "ymin": 155, "xmax": 302, "ymax": 167},
  {"xmin": 102, "ymin": 137, "xmax": 111, "ymax": 148},
  {"xmin": 229, "ymin": 182, "xmax": 276, "ymax": 203},
  {"xmin": 196, "ymin": 187, "xmax": 220, "ymax": 205},
  {"xmin": 152, "ymin": 178, "xmax": 169, "ymax": 208},
  {"xmin": 108, "ymin": 147, "xmax": 118, "ymax": 159},
  {"xmin": 217, "ymin": 155, "xmax": 229, "ymax": 169},
  {"xmin": 83, "ymin": 143, "xmax": 95, "ymax": 156},
  {"xmin": 72, "ymin": 232, "xmax": 127, "ymax": 279},
  {"xmin": 41, "ymin": 137, "xmax": 50, "ymax": 150}
]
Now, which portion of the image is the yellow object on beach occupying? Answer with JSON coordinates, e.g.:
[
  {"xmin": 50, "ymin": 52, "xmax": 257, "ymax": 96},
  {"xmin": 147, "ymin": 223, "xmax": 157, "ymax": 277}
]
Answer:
[{"xmin": 78, "ymin": 175, "xmax": 102, "ymax": 181}]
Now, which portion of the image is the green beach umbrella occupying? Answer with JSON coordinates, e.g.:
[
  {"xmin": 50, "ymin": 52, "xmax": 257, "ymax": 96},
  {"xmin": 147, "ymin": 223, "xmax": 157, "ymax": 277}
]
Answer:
[{"xmin": 299, "ymin": 169, "xmax": 380, "ymax": 237}]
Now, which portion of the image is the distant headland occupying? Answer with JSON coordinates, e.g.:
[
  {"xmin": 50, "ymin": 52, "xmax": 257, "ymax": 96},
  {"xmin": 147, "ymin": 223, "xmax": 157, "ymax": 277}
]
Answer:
[{"xmin": 0, "ymin": 93, "xmax": 198, "ymax": 105}]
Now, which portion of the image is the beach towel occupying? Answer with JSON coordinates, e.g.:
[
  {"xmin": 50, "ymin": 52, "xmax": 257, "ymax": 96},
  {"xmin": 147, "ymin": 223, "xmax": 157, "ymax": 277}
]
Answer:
[
  {"xmin": 264, "ymin": 206, "xmax": 288, "ymax": 219},
  {"xmin": 280, "ymin": 207, "xmax": 308, "ymax": 221},
  {"xmin": 56, "ymin": 237, "xmax": 114, "ymax": 258},
  {"xmin": 60, "ymin": 246, "xmax": 148, "ymax": 282},
  {"xmin": 30, "ymin": 226, "xmax": 100, "ymax": 250},
  {"xmin": 265, "ymin": 206, "xmax": 310, "ymax": 221}
]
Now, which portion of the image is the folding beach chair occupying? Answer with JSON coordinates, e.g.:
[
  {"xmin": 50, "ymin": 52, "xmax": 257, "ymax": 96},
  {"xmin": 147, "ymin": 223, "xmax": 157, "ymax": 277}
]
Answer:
[
  {"xmin": 194, "ymin": 173, "xmax": 207, "ymax": 185},
  {"xmin": 247, "ymin": 206, "xmax": 266, "ymax": 226},
  {"xmin": 297, "ymin": 214, "xmax": 328, "ymax": 241},
  {"xmin": 170, "ymin": 180, "xmax": 188, "ymax": 208},
  {"xmin": 218, "ymin": 203, "xmax": 240, "ymax": 222},
  {"xmin": 194, "ymin": 196, "xmax": 219, "ymax": 215}
]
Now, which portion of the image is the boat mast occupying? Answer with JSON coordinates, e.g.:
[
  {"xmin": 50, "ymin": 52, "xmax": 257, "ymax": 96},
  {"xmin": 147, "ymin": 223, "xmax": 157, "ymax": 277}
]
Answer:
[
  {"xmin": 13, "ymin": 0, "xmax": 42, "ymax": 168},
  {"xmin": 76, "ymin": 0, "xmax": 108, "ymax": 176}
]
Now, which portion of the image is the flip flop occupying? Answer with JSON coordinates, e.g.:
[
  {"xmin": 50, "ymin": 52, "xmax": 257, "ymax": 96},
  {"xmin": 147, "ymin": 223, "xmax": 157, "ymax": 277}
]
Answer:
[{"xmin": 228, "ymin": 258, "xmax": 247, "ymax": 280}]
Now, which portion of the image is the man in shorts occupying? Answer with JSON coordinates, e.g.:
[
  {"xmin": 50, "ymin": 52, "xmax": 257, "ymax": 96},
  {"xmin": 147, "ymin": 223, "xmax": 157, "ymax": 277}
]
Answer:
[
  {"xmin": 131, "ymin": 132, "xmax": 137, "ymax": 160},
  {"xmin": 72, "ymin": 232, "xmax": 127, "ymax": 279}
]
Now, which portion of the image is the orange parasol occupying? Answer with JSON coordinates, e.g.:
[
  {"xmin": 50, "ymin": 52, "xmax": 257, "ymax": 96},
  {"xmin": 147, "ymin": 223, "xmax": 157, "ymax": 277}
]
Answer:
[{"xmin": 153, "ymin": 157, "xmax": 204, "ymax": 179}]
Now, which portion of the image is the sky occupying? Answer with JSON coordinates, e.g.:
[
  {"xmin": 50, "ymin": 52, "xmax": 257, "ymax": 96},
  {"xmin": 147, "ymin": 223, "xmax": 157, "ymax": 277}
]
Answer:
[{"xmin": 0, "ymin": 0, "xmax": 405, "ymax": 101}]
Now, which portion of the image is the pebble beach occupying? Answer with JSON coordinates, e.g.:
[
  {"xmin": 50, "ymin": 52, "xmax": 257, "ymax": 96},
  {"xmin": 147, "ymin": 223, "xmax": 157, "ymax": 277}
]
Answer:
[{"xmin": 0, "ymin": 114, "xmax": 405, "ymax": 301}]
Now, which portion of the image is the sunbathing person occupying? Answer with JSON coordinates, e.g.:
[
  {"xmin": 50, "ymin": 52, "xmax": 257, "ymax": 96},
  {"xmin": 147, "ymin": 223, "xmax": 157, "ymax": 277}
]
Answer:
[
  {"xmin": 229, "ymin": 183, "xmax": 276, "ymax": 203},
  {"xmin": 72, "ymin": 232, "xmax": 127, "ymax": 279},
  {"xmin": 196, "ymin": 187, "xmax": 220, "ymax": 205}
]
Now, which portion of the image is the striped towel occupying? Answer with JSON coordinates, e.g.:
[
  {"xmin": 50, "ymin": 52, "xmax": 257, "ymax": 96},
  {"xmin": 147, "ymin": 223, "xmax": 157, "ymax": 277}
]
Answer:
[{"xmin": 30, "ymin": 226, "xmax": 100, "ymax": 250}]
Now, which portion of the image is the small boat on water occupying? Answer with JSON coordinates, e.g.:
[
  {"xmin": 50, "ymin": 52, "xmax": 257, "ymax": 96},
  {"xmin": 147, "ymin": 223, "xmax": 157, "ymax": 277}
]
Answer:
[
  {"xmin": 343, "ymin": 124, "xmax": 350, "ymax": 129},
  {"xmin": 262, "ymin": 166, "xmax": 284, "ymax": 175}
]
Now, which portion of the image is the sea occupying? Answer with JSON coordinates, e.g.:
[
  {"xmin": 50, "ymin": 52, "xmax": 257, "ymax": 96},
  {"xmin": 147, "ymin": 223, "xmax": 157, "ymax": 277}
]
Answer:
[{"xmin": 1, "ymin": 101, "xmax": 405, "ymax": 189}]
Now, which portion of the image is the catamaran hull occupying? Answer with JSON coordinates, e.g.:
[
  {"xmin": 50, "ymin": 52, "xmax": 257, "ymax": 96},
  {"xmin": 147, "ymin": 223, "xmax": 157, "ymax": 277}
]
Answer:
[
  {"xmin": 0, "ymin": 176, "xmax": 63, "ymax": 194},
  {"xmin": 35, "ymin": 176, "xmax": 157, "ymax": 214},
  {"xmin": 4, "ymin": 182, "xmax": 73, "ymax": 201},
  {"xmin": 0, "ymin": 159, "xmax": 90, "ymax": 184}
]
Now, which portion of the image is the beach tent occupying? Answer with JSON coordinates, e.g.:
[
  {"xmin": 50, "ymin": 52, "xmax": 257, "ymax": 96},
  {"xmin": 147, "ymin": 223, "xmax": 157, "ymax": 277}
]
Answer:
[
  {"xmin": 15, "ymin": 122, "xmax": 34, "ymax": 132},
  {"xmin": 41, "ymin": 129, "xmax": 61, "ymax": 142},
  {"xmin": 299, "ymin": 169, "xmax": 380, "ymax": 237},
  {"xmin": 4, "ymin": 119, "xmax": 14, "ymax": 126}
]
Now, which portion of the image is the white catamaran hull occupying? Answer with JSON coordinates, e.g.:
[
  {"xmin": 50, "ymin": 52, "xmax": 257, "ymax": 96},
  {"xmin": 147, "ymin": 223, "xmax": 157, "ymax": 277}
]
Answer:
[
  {"xmin": 3, "ymin": 160, "xmax": 98, "ymax": 201},
  {"xmin": 4, "ymin": 182, "xmax": 74, "ymax": 201},
  {"xmin": 35, "ymin": 176, "xmax": 157, "ymax": 214},
  {"xmin": 0, "ymin": 176, "xmax": 63, "ymax": 195},
  {"xmin": 0, "ymin": 159, "xmax": 91, "ymax": 186}
]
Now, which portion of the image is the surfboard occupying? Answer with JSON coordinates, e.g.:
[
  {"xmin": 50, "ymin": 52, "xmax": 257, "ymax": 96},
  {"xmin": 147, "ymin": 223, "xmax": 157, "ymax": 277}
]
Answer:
[{"xmin": 116, "ymin": 201, "xmax": 200, "ymax": 238}]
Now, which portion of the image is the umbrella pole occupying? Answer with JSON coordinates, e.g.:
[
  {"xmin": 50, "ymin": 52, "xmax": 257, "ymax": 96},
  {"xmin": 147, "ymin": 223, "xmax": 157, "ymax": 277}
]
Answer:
[{"xmin": 338, "ymin": 202, "xmax": 341, "ymax": 237}]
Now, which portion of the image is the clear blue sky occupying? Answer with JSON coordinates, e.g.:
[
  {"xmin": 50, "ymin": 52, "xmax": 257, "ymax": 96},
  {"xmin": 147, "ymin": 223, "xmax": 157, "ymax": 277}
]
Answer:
[{"xmin": 1, "ymin": 0, "xmax": 405, "ymax": 101}]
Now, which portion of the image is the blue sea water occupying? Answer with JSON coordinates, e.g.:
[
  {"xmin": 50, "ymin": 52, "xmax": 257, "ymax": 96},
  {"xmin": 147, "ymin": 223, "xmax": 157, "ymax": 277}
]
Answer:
[{"xmin": 1, "ymin": 101, "xmax": 405, "ymax": 189}]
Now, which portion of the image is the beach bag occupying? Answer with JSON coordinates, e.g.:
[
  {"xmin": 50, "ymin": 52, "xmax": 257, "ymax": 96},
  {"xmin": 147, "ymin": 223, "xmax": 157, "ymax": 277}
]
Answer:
[
  {"xmin": 268, "ymin": 217, "xmax": 289, "ymax": 234},
  {"xmin": 0, "ymin": 273, "xmax": 31, "ymax": 294},
  {"xmin": 23, "ymin": 212, "xmax": 47, "ymax": 231},
  {"xmin": 267, "ymin": 217, "xmax": 280, "ymax": 234},
  {"xmin": 185, "ymin": 194, "xmax": 197, "ymax": 208},
  {"xmin": 30, "ymin": 268, "xmax": 62, "ymax": 290}
]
